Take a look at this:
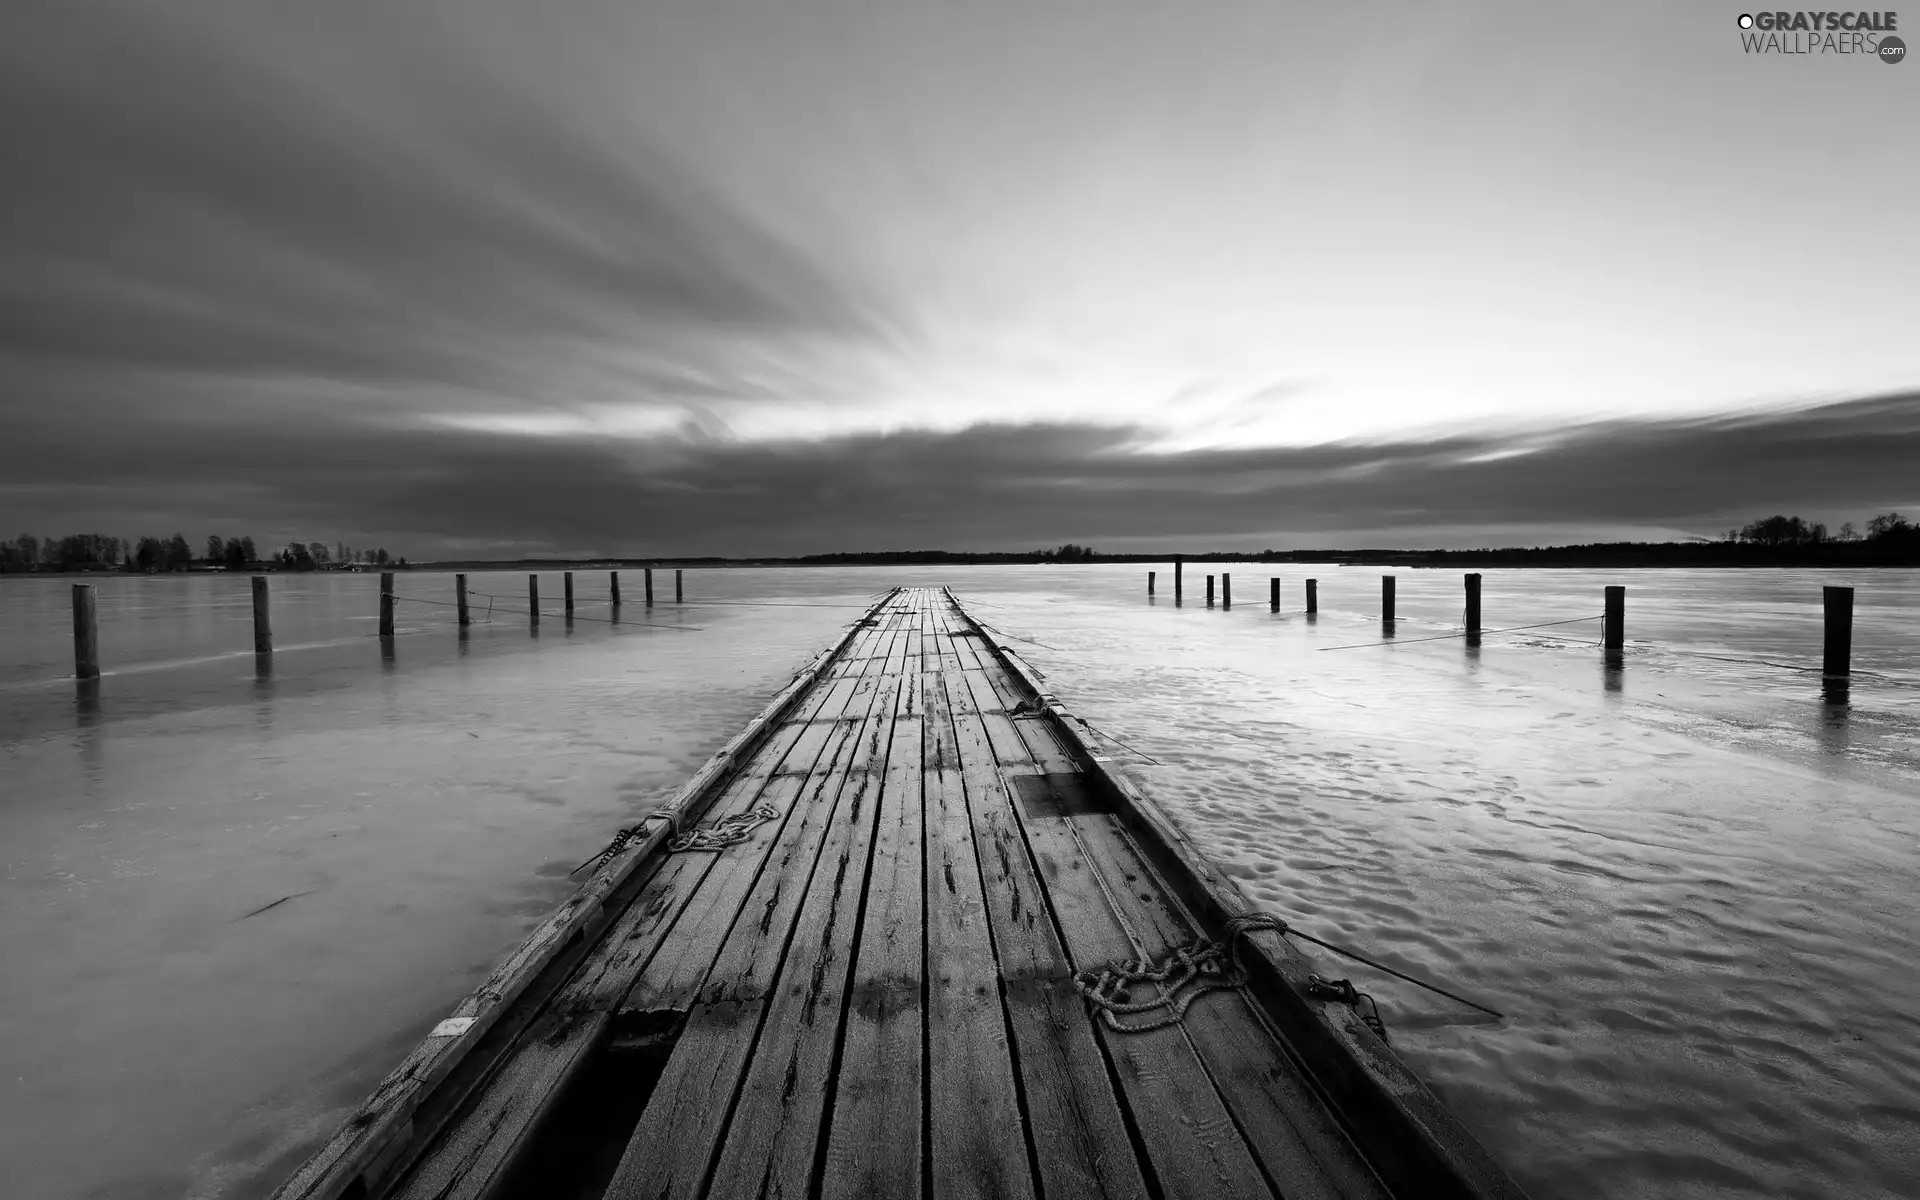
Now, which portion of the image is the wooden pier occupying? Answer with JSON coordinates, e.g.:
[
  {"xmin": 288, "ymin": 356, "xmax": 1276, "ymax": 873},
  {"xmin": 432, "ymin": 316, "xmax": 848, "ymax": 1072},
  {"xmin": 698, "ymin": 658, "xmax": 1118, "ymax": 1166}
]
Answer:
[{"xmin": 274, "ymin": 587, "xmax": 1525, "ymax": 1200}]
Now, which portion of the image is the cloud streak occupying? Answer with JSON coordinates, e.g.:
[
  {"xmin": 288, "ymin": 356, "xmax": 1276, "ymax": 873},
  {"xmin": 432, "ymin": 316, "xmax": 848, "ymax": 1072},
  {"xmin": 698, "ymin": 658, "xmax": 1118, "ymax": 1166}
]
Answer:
[{"xmin": 7, "ymin": 391, "xmax": 1915, "ymax": 556}]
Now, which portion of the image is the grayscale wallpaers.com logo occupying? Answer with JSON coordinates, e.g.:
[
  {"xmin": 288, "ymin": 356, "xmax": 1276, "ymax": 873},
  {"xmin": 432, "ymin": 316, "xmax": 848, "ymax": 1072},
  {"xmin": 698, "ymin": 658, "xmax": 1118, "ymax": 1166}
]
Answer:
[{"xmin": 1737, "ymin": 11, "xmax": 1905, "ymax": 59}]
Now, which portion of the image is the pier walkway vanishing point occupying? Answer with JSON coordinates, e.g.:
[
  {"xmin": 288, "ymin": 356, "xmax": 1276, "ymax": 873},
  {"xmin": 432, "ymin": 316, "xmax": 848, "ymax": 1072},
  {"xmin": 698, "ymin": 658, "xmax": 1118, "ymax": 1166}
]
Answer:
[{"xmin": 274, "ymin": 587, "xmax": 1527, "ymax": 1200}]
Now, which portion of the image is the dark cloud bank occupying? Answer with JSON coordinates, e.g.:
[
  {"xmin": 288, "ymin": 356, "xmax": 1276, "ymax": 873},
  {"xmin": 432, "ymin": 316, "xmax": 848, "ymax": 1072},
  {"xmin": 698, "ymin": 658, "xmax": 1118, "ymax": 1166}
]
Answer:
[{"xmin": 8, "ymin": 391, "xmax": 1918, "ymax": 557}]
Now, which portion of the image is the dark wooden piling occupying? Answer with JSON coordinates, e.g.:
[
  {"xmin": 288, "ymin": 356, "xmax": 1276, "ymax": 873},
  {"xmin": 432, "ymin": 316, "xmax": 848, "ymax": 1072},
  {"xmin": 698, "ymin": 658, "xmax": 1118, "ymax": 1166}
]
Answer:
[
  {"xmin": 1382, "ymin": 575, "xmax": 1395, "ymax": 622},
  {"xmin": 1270, "ymin": 577, "xmax": 1279, "ymax": 613},
  {"xmin": 1148, "ymin": 571, "xmax": 1155, "ymax": 596},
  {"xmin": 528, "ymin": 574, "xmax": 540, "ymax": 623},
  {"xmin": 675, "ymin": 569, "xmax": 683, "ymax": 603},
  {"xmin": 1175, "ymin": 558, "xmax": 1184, "ymax": 603},
  {"xmin": 564, "ymin": 572, "xmax": 574, "ymax": 615},
  {"xmin": 1603, "ymin": 585, "xmax": 1625, "ymax": 652},
  {"xmin": 1465, "ymin": 573, "xmax": 1481, "ymax": 634},
  {"xmin": 1823, "ymin": 586, "xmax": 1854, "ymax": 678},
  {"xmin": 379, "ymin": 573, "xmax": 395, "ymax": 639},
  {"xmin": 611, "ymin": 571, "xmax": 621, "ymax": 607},
  {"xmin": 1206, "ymin": 574, "xmax": 1215, "ymax": 607},
  {"xmin": 1222, "ymin": 573, "xmax": 1231, "ymax": 610},
  {"xmin": 456, "ymin": 574, "xmax": 470, "ymax": 627},
  {"xmin": 1306, "ymin": 578, "xmax": 1318, "ymax": 613},
  {"xmin": 645, "ymin": 568, "xmax": 654, "ymax": 606},
  {"xmin": 71, "ymin": 584, "xmax": 99, "ymax": 679},
  {"xmin": 252, "ymin": 576, "xmax": 272, "ymax": 654}
]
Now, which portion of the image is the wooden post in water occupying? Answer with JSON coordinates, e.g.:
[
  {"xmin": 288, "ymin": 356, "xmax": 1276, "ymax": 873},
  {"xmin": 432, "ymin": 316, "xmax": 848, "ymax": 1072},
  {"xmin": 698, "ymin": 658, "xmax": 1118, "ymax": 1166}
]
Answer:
[
  {"xmin": 1603, "ymin": 585, "xmax": 1625, "ymax": 653},
  {"xmin": 1381, "ymin": 575, "xmax": 1395, "ymax": 621},
  {"xmin": 644, "ymin": 568, "xmax": 654, "ymax": 606},
  {"xmin": 528, "ymin": 574, "xmax": 540, "ymax": 623},
  {"xmin": 1465, "ymin": 573, "xmax": 1482, "ymax": 634},
  {"xmin": 1823, "ymin": 586, "xmax": 1854, "ymax": 678},
  {"xmin": 610, "ymin": 571, "xmax": 621, "ymax": 608},
  {"xmin": 1206, "ymin": 575, "xmax": 1215, "ymax": 607},
  {"xmin": 675, "ymin": 569, "xmax": 683, "ymax": 603},
  {"xmin": 379, "ymin": 573, "xmax": 395, "ymax": 638},
  {"xmin": 1270, "ymin": 577, "xmax": 1280, "ymax": 612},
  {"xmin": 72, "ymin": 584, "xmax": 99, "ymax": 679},
  {"xmin": 252, "ymin": 576, "xmax": 272, "ymax": 654},
  {"xmin": 1306, "ymin": 578, "xmax": 1318, "ymax": 613},
  {"xmin": 564, "ymin": 571, "xmax": 574, "ymax": 615},
  {"xmin": 1174, "ymin": 558, "xmax": 1183, "ymax": 603},
  {"xmin": 455, "ymin": 574, "xmax": 470, "ymax": 627},
  {"xmin": 1148, "ymin": 571, "xmax": 1155, "ymax": 596},
  {"xmin": 1222, "ymin": 573, "xmax": 1231, "ymax": 610}
]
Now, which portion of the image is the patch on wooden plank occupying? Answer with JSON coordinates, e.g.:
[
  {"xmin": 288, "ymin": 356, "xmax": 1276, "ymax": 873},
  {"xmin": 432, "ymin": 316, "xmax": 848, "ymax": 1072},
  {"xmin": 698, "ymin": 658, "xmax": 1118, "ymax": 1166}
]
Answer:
[{"xmin": 1013, "ymin": 772, "xmax": 1110, "ymax": 819}]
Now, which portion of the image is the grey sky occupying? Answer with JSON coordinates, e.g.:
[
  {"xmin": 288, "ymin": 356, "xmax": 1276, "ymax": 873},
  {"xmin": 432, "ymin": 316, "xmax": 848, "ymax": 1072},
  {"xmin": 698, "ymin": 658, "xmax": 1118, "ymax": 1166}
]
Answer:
[{"xmin": 3, "ymin": 0, "xmax": 1915, "ymax": 555}]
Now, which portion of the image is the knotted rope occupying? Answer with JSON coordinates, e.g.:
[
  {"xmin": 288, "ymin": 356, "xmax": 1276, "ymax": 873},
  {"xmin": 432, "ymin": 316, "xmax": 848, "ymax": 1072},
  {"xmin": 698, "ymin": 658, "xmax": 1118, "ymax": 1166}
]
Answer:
[
  {"xmin": 665, "ymin": 802, "xmax": 780, "ymax": 853},
  {"xmin": 1073, "ymin": 912, "xmax": 1503, "ymax": 1038}
]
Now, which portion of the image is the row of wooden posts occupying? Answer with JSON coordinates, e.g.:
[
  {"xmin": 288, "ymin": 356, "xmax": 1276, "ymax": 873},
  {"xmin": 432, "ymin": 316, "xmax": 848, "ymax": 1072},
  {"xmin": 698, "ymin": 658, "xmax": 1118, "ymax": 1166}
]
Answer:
[
  {"xmin": 67, "ymin": 568, "xmax": 683, "ymax": 678},
  {"xmin": 1146, "ymin": 565, "xmax": 1859, "ymax": 679}
]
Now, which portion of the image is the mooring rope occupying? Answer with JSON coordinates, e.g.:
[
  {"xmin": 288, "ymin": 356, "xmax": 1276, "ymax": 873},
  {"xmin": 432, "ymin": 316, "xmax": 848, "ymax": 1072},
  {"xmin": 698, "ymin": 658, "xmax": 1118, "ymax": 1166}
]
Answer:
[
  {"xmin": 665, "ymin": 802, "xmax": 780, "ymax": 852},
  {"xmin": 1314, "ymin": 614, "xmax": 1603, "ymax": 651},
  {"xmin": 387, "ymin": 593, "xmax": 704, "ymax": 631},
  {"xmin": 1073, "ymin": 912, "xmax": 1503, "ymax": 1037}
]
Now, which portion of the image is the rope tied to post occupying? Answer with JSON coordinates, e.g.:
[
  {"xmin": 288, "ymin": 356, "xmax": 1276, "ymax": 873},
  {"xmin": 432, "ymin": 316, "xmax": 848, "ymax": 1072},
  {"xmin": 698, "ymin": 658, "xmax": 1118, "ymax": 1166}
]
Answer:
[{"xmin": 1072, "ymin": 911, "xmax": 1502, "ymax": 1037}]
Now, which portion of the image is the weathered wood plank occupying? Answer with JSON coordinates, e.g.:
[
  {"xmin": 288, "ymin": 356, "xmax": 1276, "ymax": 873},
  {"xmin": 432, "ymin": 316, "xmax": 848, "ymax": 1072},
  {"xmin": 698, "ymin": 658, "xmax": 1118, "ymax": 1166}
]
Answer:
[
  {"xmin": 602, "ymin": 625, "xmax": 914, "ymax": 1200},
  {"xmin": 713, "ymin": 602, "xmax": 925, "ymax": 1200},
  {"xmin": 816, "ymin": 601, "xmax": 931, "ymax": 1199},
  {"xmin": 916, "ymin": 647, "xmax": 1039, "ymax": 1200},
  {"xmin": 939, "ymin": 603, "xmax": 1274, "ymax": 1200},
  {"xmin": 936, "ymin": 610, "xmax": 1150, "ymax": 1200}
]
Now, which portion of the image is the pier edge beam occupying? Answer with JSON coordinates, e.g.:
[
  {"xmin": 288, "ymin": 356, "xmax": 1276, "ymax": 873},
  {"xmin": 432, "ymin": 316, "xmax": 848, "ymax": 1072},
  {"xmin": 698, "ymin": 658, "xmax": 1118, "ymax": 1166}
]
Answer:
[
  {"xmin": 252, "ymin": 575, "xmax": 272, "ymax": 654},
  {"xmin": 379, "ymin": 572, "xmax": 395, "ymax": 639},
  {"xmin": 72, "ymin": 583, "xmax": 100, "ymax": 679},
  {"xmin": 1823, "ymin": 585, "xmax": 1854, "ymax": 679}
]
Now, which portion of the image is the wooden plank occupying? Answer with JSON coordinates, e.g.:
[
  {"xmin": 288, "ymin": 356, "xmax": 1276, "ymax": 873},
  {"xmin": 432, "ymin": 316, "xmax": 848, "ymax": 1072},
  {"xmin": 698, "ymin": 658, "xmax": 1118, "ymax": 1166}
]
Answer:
[
  {"xmin": 915, "ymin": 642, "xmax": 1039, "ymax": 1200},
  {"xmin": 388, "ymin": 617, "xmax": 907, "ymax": 1199},
  {"xmin": 270, "ymin": 590, "xmax": 900, "ymax": 1200},
  {"xmin": 602, "ymin": 653, "xmax": 911, "ymax": 1200},
  {"xmin": 935, "ymin": 610, "xmax": 1150, "ymax": 1200},
  {"xmin": 817, "ymin": 601, "xmax": 931, "ymax": 1199},
  {"xmin": 712, "ymin": 596, "xmax": 926, "ymax": 1200},
  {"xmin": 938, "ymin": 603, "xmax": 1273, "ymax": 1200}
]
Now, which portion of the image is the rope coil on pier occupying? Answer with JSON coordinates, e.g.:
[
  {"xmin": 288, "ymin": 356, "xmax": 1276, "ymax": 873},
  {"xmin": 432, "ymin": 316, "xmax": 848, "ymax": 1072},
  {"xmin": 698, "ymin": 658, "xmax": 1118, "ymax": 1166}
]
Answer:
[
  {"xmin": 665, "ymin": 802, "xmax": 780, "ymax": 853},
  {"xmin": 1074, "ymin": 912, "xmax": 1503, "ymax": 1037}
]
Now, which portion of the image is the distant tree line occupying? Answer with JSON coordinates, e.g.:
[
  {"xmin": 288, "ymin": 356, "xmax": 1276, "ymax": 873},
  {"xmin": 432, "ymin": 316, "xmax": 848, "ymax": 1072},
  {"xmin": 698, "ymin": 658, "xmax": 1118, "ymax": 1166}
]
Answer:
[
  {"xmin": 1722, "ymin": 512, "xmax": 1917, "ymax": 547},
  {"xmin": 1, "ymin": 533, "xmax": 403, "ymax": 573}
]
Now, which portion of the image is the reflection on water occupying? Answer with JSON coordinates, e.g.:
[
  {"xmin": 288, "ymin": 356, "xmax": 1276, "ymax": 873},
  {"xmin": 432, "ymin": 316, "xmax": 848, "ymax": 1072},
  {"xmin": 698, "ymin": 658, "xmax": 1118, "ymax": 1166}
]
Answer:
[{"xmin": 0, "ymin": 565, "xmax": 1917, "ymax": 1199}]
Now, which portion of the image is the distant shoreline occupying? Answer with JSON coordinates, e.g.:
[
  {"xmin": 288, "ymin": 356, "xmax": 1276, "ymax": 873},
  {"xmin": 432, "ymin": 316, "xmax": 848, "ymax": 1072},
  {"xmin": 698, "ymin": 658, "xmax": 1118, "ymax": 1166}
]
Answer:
[{"xmin": 7, "ymin": 545, "xmax": 1919, "ymax": 577}]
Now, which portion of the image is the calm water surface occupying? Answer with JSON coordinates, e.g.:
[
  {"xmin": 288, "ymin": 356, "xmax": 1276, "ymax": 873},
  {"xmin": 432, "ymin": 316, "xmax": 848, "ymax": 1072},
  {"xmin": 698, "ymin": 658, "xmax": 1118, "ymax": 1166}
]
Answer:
[{"xmin": 2, "ymin": 566, "xmax": 1917, "ymax": 1199}]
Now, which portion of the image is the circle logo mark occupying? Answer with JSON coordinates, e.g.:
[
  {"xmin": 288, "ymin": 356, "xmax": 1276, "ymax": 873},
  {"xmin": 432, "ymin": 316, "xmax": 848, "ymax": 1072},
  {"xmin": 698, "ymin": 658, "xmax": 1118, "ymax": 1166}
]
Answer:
[
  {"xmin": 1881, "ymin": 35, "xmax": 1907, "ymax": 63},
  {"xmin": 1738, "ymin": 13, "xmax": 1754, "ymax": 28}
]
